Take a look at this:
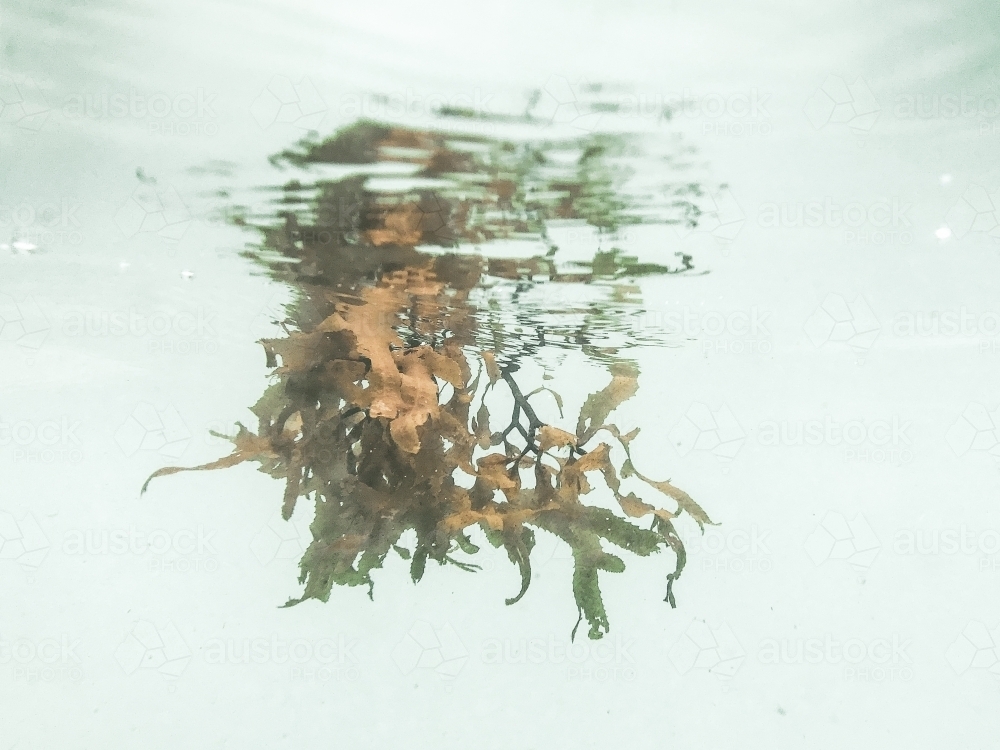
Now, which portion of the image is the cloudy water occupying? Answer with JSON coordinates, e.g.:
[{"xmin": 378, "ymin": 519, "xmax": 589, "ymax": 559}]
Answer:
[{"xmin": 3, "ymin": 0, "xmax": 1000, "ymax": 747}]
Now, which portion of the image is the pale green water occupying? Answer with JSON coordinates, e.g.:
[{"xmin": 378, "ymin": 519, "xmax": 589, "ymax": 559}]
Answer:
[{"xmin": 3, "ymin": 1, "xmax": 1000, "ymax": 747}]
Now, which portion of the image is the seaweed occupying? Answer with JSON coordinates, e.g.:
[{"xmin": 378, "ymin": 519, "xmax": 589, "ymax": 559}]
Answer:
[{"xmin": 146, "ymin": 114, "xmax": 715, "ymax": 639}]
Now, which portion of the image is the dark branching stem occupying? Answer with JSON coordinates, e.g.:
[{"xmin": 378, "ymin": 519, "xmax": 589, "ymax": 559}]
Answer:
[
  {"xmin": 499, "ymin": 371, "xmax": 543, "ymax": 465},
  {"xmin": 499, "ymin": 370, "xmax": 586, "ymax": 465},
  {"xmin": 502, "ymin": 371, "xmax": 544, "ymax": 433},
  {"xmin": 339, "ymin": 406, "xmax": 365, "ymax": 421}
]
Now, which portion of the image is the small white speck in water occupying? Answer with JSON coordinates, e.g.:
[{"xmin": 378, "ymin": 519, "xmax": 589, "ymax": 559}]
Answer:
[
  {"xmin": 181, "ymin": 270, "xmax": 195, "ymax": 280},
  {"xmin": 12, "ymin": 240, "xmax": 38, "ymax": 253},
  {"xmin": 935, "ymin": 226, "xmax": 952, "ymax": 240}
]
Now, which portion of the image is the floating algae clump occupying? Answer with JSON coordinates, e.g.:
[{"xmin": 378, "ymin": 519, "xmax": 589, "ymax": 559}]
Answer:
[{"xmin": 147, "ymin": 116, "xmax": 715, "ymax": 639}]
